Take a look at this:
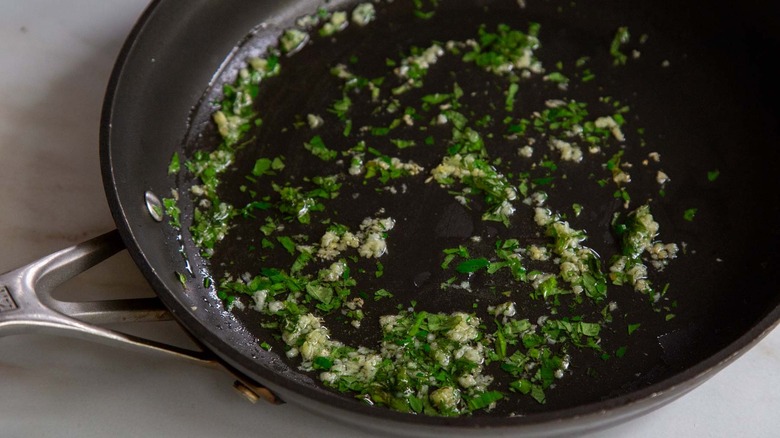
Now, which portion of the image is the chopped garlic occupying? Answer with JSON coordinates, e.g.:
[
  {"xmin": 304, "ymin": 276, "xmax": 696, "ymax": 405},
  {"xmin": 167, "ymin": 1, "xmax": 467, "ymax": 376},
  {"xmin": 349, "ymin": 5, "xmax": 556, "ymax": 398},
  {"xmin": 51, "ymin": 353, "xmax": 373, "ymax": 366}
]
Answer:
[
  {"xmin": 594, "ymin": 116, "xmax": 626, "ymax": 142},
  {"xmin": 549, "ymin": 138, "xmax": 583, "ymax": 162},
  {"xmin": 656, "ymin": 170, "xmax": 670, "ymax": 185},
  {"xmin": 307, "ymin": 113, "xmax": 324, "ymax": 129},
  {"xmin": 351, "ymin": 3, "xmax": 376, "ymax": 26}
]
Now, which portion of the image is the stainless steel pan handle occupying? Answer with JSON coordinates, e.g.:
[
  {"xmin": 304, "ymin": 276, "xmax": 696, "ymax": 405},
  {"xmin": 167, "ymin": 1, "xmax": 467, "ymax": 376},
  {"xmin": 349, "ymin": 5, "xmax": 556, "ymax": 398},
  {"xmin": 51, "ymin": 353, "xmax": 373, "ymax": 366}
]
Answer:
[
  {"xmin": 0, "ymin": 230, "xmax": 279, "ymax": 404},
  {"xmin": 0, "ymin": 230, "xmax": 212, "ymax": 363}
]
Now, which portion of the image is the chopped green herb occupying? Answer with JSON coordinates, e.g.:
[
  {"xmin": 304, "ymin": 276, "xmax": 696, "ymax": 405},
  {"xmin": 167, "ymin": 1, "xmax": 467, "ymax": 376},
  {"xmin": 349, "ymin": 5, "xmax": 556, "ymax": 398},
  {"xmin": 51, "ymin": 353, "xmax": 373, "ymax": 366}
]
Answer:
[
  {"xmin": 544, "ymin": 71, "xmax": 569, "ymax": 88},
  {"xmin": 441, "ymin": 246, "xmax": 470, "ymax": 269},
  {"xmin": 455, "ymin": 258, "xmax": 490, "ymax": 274},
  {"xmin": 610, "ymin": 27, "xmax": 630, "ymax": 66},
  {"xmin": 505, "ymin": 82, "xmax": 519, "ymax": 111},
  {"xmin": 304, "ymin": 135, "xmax": 338, "ymax": 161},
  {"xmin": 162, "ymin": 198, "xmax": 181, "ymax": 229},
  {"xmin": 277, "ymin": 236, "xmax": 297, "ymax": 255},
  {"xmin": 581, "ymin": 69, "xmax": 596, "ymax": 82},
  {"xmin": 175, "ymin": 271, "xmax": 187, "ymax": 286},
  {"xmin": 168, "ymin": 152, "xmax": 180, "ymax": 175},
  {"xmin": 252, "ymin": 156, "xmax": 285, "ymax": 177},
  {"xmin": 313, "ymin": 356, "xmax": 335, "ymax": 370},
  {"xmin": 613, "ymin": 188, "xmax": 631, "ymax": 203},
  {"xmin": 390, "ymin": 138, "xmax": 416, "ymax": 149},
  {"xmin": 330, "ymin": 95, "xmax": 352, "ymax": 120},
  {"xmin": 466, "ymin": 391, "xmax": 503, "ymax": 410},
  {"xmin": 374, "ymin": 288, "xmax": 393, "ymax": 300}
]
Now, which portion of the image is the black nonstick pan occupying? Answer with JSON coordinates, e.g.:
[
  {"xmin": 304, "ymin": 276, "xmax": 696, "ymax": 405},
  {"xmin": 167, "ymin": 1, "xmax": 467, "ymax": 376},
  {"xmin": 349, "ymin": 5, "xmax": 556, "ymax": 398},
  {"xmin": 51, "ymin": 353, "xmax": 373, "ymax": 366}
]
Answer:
[{"xmin": 2, "ymin": 0, "xmax": 779, "ymax": 436}]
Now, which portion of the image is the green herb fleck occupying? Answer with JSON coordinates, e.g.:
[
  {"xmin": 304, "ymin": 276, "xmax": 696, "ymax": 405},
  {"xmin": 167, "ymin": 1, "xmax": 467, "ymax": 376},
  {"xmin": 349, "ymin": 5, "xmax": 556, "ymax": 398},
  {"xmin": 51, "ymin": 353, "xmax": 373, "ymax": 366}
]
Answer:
[
  {"xmin": 466, "ymin": 391, "xmax": 503, "ymax": 410},
  {"xmin": 330, "ymin": 95, "xmax": 352, "ymax": 120},
  {"xmin": 505, "ymin": 82, "xmax": 519, "ymax": 111},
  {"xmin": 374, "ymin": 288, "xmax": 393, "ymax": 301},
  {"xmin": 304, "ymin": 135, "xmax": 338, "ymax": 161},
  {"xmin": 277, "ymin": 236, "xmax": 297, "ymax": 255},
  {"xmin": 375, "ymin": 261, "xmax": 385, "ymax": 278},
  {"xmin": 441, "ymin": 246, "xmax": 470, "ymax": 269},
  {"xmin": 163, "ymin": 198, "xmax": 181, "ymax": 228},
  {"xmin": 168, "ymin": 152, "xmax": 180, "ymax": 175},
  {"xmin": 707, "ymin": 170, "xmax": 720, "ymax": 182},
  {"xmin": 391, "ymin": 138, "xmax": 416, "ymax": 149},
  {"xmin": 252, "ymin": 156, "xmax": 285, "ymax": 177},
  {"xmin": 544, "ymin": 71, "xmax": 569, "ymax": 88},
  {"xmin": 610, "ymin": 27, "xmax": 630, "ymax": 66},
  {"xmin": 455, "ymin": 258, "xmax": 490, "ymax": 274}
]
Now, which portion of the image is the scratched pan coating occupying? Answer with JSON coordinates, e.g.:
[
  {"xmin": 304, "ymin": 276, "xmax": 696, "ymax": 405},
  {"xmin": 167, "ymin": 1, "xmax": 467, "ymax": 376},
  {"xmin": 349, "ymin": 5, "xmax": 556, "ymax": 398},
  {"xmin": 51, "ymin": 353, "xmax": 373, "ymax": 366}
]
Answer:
[{"xmin": 101, "ymin": 0, "xmax": 780, "ymax": 435}]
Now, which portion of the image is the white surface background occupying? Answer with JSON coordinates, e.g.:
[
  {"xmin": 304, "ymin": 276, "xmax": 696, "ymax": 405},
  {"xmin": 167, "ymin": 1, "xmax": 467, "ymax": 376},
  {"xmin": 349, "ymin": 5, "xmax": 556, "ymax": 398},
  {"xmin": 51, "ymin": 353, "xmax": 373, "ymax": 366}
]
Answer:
[{"xmin": 0, "ymin": 1, "xmax": 778, "ymax": 437}]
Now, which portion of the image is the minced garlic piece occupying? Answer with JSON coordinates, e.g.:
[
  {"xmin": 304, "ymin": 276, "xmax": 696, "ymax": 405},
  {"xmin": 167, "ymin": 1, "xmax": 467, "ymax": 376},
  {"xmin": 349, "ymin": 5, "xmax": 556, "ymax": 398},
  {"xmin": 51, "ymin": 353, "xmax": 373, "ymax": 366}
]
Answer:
[
  {"xmin": 534, "ymin": 207, "xmax": 553, "ymax": 226},
  {"xmin": 613, "ymin": 169, "xmax": 631, "ymax": 185},
  {"xmin": 317, "ymin": 229, "xmax": 359, "ymax": 260},
  {"xmin": 251, "ymin": 290, "xmax": 269, "ymax": 312},
  {"xmin": 648, "ymin": 152, "xmax": 661, "ymax": 162},
  {"xmin": 528, "ymin": 244, "xmax": 550, "ymax": 261},
  {"xmin": 357, "ymin": 217, "xmax": 396, "ymax": 258},
  {"xmin": 368, "ymin": 156, "xmax": 423, "ymax": 175},
  {"xmin": 315, "ymin": 218, "xmax": 393, "ymax": 260},
  {"xmin": 594, "ymin": 116, "xmax": 625, "ymax": 142},
  {"xmin": 320, "ymin": 261, "xmax": 347, "ymax": 282},
  {"xmin": 358, "ymin": 233, "xmax": 388, "ymax": 258},
  {"xmin": 430, "ymin": 386, "xmax": 461, "ymax": 412},
  {"xmin": 446, "ymin": 313, "xmax": 480, "ymax": 343},
  {"xmin": 320, "ymin": 11, "xmax": 348, "ymax": 36},
  {"xmin": 549, "ymin": 138, "xmax": 583, "ymax": 162},
  {"xmin": 351, "ymin": 3, "xmax": 376, "ymax": 26},
  {"xmin": 307, "ymin": 113, "xmax": 324, "ymax": 129},
  {"xmin": 280, "ymin": 28, "xmax": 309, "ymax": 54},
  {"xmin": 489, "ymin": 301, "xmax": 517, "ymax": 318}
]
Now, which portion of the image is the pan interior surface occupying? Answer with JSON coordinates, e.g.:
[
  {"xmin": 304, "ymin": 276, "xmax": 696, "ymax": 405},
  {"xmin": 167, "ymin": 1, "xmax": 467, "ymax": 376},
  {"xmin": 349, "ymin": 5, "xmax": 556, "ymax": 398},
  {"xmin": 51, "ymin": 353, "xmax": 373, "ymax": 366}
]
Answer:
[{"xmin": 102, "ymin": 0, "xmax": 780, "ymax": 433}]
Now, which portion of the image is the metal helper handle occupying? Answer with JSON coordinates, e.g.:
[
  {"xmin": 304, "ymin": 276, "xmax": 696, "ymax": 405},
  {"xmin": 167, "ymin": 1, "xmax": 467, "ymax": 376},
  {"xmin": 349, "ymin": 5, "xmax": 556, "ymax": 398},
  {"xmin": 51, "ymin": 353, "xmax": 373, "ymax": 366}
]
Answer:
[
  {"xmin": 0, "ymin": 230, "xmax": 213, "ymax": 363},
  {"xmin": 0, "ymin": 230, "xmax": 279, "ymax": 404}
]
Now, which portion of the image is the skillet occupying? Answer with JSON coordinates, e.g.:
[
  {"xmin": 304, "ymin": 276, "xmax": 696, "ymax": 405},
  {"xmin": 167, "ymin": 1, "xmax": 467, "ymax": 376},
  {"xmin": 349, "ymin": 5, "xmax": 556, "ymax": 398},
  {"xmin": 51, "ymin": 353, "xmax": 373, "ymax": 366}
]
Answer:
[{"xmin": 2, "ymin": 0, "xmax": 779, "ymax": 436}]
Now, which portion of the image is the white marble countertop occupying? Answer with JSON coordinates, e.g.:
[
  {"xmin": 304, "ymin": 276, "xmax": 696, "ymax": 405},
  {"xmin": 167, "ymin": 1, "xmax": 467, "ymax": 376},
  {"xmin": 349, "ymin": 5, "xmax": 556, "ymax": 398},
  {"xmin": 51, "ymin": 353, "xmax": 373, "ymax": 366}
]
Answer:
[{"xmin": 1, "ymin": 1, "xmax": 778, "ymax": 437}]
